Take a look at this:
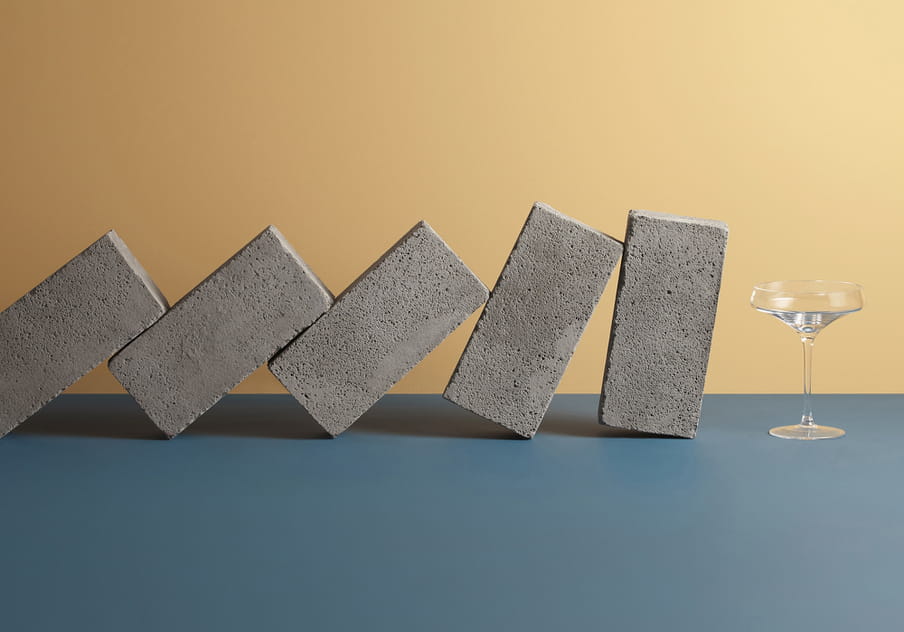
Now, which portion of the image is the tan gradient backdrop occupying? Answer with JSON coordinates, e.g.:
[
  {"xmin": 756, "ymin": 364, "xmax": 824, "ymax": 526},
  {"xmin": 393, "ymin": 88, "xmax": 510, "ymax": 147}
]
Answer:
[{"xmin": 1, "ymin": 1, "xmax": 902, "ymax": 395}]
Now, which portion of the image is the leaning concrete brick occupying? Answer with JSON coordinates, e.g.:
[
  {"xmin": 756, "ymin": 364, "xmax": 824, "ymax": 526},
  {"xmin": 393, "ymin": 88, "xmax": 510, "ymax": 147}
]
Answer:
[
  {"xmin": 269, "ymin": 221, "xmax": 488, "ymax": 436},
  {"xmin": 443, "ymin": 202, "xmax": 622, "ymax": 438},
  {"xmin": 599, "ymin": 210, "xmax": 728, "ymax": 438},
  {"xmin": 0, "ymin": 231, "xmax": 168, "ymax": 437},
  {"xmin": 108, "ymin": 226, "xmax": 332, "ymax": 438}
]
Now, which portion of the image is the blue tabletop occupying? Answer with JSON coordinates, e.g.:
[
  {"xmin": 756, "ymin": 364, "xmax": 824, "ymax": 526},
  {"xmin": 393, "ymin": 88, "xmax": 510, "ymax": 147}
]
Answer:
[{"xmin": 1, "ymin": 394, "xmax": 901, "ymax": 631}]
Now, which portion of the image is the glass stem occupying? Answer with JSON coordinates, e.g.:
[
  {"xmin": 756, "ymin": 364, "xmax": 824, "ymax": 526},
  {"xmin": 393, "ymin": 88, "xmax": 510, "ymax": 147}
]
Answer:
[{"xmin": 800, "ymin": 335, "xmax": 816, "ymax": 427}]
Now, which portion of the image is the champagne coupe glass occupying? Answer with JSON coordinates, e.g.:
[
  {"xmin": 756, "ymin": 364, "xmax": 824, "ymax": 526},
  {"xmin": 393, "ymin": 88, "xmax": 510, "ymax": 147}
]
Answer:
[{"xmin": 750, "ymin": 280, "xmax": 864, "ymax": 439}]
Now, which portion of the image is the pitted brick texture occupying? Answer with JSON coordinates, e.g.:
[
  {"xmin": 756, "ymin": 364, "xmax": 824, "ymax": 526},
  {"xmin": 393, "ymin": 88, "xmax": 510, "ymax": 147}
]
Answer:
[
  {"xmin": 269, "ymin": 221, "xmax": 488, "ymax": 436},
  {"xmin": 443, "ymin": 202, "xmax": 622, "ymax": 438},
  {"xmin": 599, "ymin": 210, "xmax": 728, "ymax": 438},
  {"xmin": 109, "ymin": 226, "xmax": 332, "ymax": 438},
  {"xmin": 0, "ymin": 231, "xmax": 168, "ymax": 437}
]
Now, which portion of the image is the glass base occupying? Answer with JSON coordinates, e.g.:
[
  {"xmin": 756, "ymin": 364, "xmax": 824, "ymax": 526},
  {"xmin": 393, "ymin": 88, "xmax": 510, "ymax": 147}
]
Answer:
[{"xmin": 769, "ymin": 424, "xmax": 845, "ymax": 440}]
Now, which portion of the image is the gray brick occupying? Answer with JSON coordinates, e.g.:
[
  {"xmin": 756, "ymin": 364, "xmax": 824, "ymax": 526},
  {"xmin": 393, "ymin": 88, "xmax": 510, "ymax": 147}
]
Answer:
[
  {"xmin": 443, "ymin": 202, "xmax": 622, "ymax": 438},
  {"xmin": 109, "ymin": 226, "xmax": 332, "ymax": 438},
  {"xmin": 0, "ymin": 231, "xmax": 168, "ymax": 437},
  {"xmin": 269, "ymin": 221, "xmax": 488, "ymax": 436},
  {"xmin": 599, "ymin": 210, "xmax": 728, "ymax": 438}
]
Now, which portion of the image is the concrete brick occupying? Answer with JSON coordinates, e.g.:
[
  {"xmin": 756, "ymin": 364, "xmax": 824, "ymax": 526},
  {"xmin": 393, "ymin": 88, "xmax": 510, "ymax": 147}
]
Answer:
[
  {"xmin": 269, "ymin": 221, "xmax": 488, "ymax": 436},
  {"xmin": 108, "ymin": 226, "xmax": 332, "ymax": 438},
  {"xmin": 0, "ymin": 231, "xmax": 168, "ymax": 437},
  {"xmin": 443, "ymin": 202, "xmax": 622, "ymax": 438},
  {"xmin": 599, "ymin": 210, "xmax": 728, "ymax": 438}
]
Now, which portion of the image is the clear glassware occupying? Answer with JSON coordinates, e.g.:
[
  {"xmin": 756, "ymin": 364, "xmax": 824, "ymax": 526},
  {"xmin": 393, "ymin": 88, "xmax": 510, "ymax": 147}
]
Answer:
[{"xmin": 750, "ymin": 280, "xmax": 864, "ymax": 439}]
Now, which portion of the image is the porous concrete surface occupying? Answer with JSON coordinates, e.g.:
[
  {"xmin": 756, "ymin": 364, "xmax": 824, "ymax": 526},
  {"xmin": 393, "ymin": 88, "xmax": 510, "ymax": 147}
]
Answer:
[
  {"xmin": 269, "ymin": 221, "xmax": 488, "ymax": 436},
  {"xmin": 0, "ymin": 231, "xmax": 168, "ymax": 437},
  {"xmin": 443, "ymin": 202, "xmax": 622, "ymax": 438},
  {"xmin": 599, "ymin": 210, "xmax": 728, "ymax": 438},
  {"xmin": 109, "ymin": 226, "xmax": 332, "ymax": 438}
]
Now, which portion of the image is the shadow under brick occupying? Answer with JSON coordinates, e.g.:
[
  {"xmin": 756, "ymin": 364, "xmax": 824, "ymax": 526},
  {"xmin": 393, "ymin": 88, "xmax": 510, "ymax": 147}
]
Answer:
[
  {"xmin": 14, "ymin": 394, "xmax": 663, "ymax": 440},
  {"xmin": 540, "ymin": 395, "xmax": 669, "ymax": 439},
  {"xmin": 14, "ymin": 394, "xmax": 331, "ymax": 440},
  {"xmin": 13, "ymin": 395, "xmax": 164, "ymax": 439},
  {"xmin": 185, "ymin": 395, "xmax": 330, "ymax": 440},
  {"xmin": 350, "ymin": 395, "xmax": 519, "ymax": 440}
]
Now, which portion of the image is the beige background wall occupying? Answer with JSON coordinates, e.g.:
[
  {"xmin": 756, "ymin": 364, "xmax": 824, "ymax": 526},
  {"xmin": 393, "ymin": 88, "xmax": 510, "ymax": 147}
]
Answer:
[{"xmin": 1, "ymin": 1, "xmax": 901, "ymax": 394}]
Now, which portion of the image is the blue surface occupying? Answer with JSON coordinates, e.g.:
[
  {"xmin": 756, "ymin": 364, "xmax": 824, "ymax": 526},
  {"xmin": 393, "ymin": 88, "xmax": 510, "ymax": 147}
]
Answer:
[{"xmin": 1, "ymin": 393, "xmax": 902, "ymax": 631}]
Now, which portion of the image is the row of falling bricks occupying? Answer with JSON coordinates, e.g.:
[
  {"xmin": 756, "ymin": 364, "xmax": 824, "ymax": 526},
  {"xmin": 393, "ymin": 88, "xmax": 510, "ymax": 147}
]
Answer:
[{"xmin": 0, "ymin": 203, "xmax": 728, "ymax": 440}]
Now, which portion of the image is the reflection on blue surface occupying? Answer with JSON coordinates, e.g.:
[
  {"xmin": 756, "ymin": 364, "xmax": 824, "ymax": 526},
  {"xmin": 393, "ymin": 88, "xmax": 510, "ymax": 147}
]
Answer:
[{"xmin": 1, "ymin": 394, "xmax": 901, "ymax": 631}]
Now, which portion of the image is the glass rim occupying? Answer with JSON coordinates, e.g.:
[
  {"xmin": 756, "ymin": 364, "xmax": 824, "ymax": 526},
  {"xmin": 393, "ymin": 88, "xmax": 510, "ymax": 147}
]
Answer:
[{"xmin": 751, "ymin": 279, "xmax": 864, "ymax": 295}]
